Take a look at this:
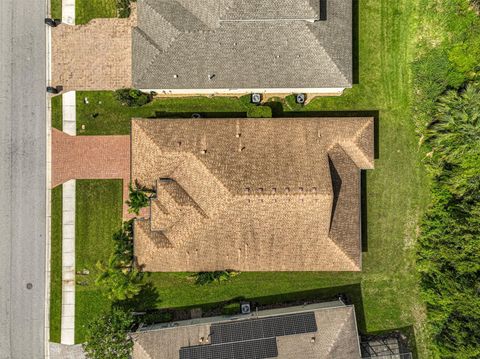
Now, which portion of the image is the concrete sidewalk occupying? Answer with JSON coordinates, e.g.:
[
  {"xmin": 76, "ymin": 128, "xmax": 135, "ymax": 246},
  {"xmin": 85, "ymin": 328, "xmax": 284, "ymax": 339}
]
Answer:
[
  {"xmin": 62, "ymin": 0, "xmax": 75, "ymax": 25},
  {"xmin": 61, "ymin": 180, "xmax": 76, "ymax": 345}
]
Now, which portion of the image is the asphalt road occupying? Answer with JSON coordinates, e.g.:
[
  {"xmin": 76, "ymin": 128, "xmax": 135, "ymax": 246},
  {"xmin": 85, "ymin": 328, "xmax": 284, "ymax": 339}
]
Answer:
[{"xmin": 0, "ymin": 0, "xmax": 47, "ymax": 357}]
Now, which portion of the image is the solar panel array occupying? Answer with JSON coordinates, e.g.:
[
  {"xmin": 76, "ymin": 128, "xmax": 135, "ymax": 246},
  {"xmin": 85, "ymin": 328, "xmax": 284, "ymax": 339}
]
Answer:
[
  {"xmin": 179, "ymin": 337, "xmax": 278, "ymax": 359},
  {"xmin": 178, "ymin": 312, "xmax": 318, "ymax": 359},
  {"xmin": 210, "ymin": 312, "xmax": 318, "ymax": 344}
]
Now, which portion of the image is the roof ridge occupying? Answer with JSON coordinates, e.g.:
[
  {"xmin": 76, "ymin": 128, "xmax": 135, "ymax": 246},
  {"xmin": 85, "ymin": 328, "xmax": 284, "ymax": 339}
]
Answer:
[
  {"xmin": 326, "ymin": 236, "xmax": 360, "ymax": 271},
  {"xmin": 325, "ymin": 307, "xmax": 357, "ymax": 356},
  {"xmin": 352, "ymin": 120, "xmax": 375, "ymax": 168},
  {"xmin": 133, "ymin": 28, "xmax": 162, "ymax": 85},
  {"xmin": 304, "ymin": 23, "xmax": 350, "ymax": 85},
  {"xmin": 132, "ymin": 335, "xmax": 154, "ymax": 359}
]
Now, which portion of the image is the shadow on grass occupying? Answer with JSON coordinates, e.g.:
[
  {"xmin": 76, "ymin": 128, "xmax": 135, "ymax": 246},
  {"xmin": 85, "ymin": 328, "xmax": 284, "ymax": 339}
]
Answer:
[
  {"xmin": 361, "ymin": 170, "xmax": 368, "ymax": 252},
  {"xmin": 114, "ymin": 281, "xmax": 160, "ymax": 312},
  {"xmin": 142, "ymin": 283, "xmax": 368, "ymax": 333},
  {"xmin": 353, "ymin": 0, "xmax": 359, "ymax": 84}
]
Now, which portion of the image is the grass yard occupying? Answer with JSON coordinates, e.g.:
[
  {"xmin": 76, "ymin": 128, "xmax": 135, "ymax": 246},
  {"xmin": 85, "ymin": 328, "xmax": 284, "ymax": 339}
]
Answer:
[
  {"xmin": 50, "ymin": 0, "xmax": 62, "ymax": 20},
  {"xmin": 74, "ymin": 180, "xmax": 123, "ymax": 343},
  {"xmin": 49, "ymin": 186, "xmax": 62, "ymax": 343},
  {"xmin": 51, "ymin": 94, "xmax": 62, "ymax": 131},
  {"xmin": 51, "ymin": 0, "xmax": 432, "ymax": 356},
  {"xmin": 75, "ymin": 0, "xmax": 117, "ymax": 25}
]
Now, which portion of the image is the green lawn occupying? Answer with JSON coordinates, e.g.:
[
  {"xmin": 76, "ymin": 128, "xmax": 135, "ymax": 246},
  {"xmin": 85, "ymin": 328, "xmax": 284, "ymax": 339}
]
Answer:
[
  {"xmin": 53, "ymin": 0, "xmax": 432, "ymax": 355},
  {"xmin": 75, "ymin": 0, "xmax": 117, "ymax": 25},
  {"xmin": 49, "ymin": 186, "xmax": 63, "ymax": 343},
  {"xmin": 51, "ymin": 94, "xmax": 62, "ymax": 131},
  {"xmin": 51, "ymin": 0, "xmax": 62, "ymax": 20},
  {"xmin": 75, "ymin": 180, "xmax": 123, "ymax": 343}
]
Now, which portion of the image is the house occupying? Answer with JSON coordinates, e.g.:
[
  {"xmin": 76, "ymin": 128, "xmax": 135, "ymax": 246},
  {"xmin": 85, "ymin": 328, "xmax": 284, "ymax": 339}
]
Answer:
[
  {"xmin": 132, "ymin": 0, "xmax": 353, "ymax": 95},
  {"xmin": 131, "ymin": 117, "xmax": 374, "ymax": 272},
  {"xmin": 131, "ymin": 301, "xmax": 362, "ymax": 359}
]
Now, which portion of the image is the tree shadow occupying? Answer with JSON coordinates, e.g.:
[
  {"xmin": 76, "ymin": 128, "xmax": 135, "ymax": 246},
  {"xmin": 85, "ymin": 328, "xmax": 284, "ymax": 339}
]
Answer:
[
  {"xmin": 114, "ymin": 281, "xmax": 160, "ymax": 312},
  {"xmin": 148, "ymin": 283, "xmax": 368, "ymax": 333}
]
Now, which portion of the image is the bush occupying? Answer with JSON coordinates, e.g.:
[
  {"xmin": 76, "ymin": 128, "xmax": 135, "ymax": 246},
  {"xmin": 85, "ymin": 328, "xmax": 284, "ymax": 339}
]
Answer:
[
  {"xmin": 115, "ymin": 88, "xmax": 152, "ymax": 107},
  {"xmin": 416, "ymin": 83, "xmax": 480, "ymax": 358},
  {"xmin": 116, "ymin": 0, "xmax": 136, "ymax": 18},
  {"xmin": 96, "ymin": 221, "xmax": 144, "ymax": 301},
  {"xmin": 246, "ymin": 106, "xmax": 272, "ymax": 118},
  {"xmin": 222, "ymin": 302, "xmax": 240, "ymax": 315},
  {"xmin": 126, "ymin": 183, "xmax": 151, "ymax": 215},
  {"xmin": 83, "ymin": 308, "xmax": 134, "ymax": 359},
  {"xmin": 193, "ymin": 271, "xmax": 239, "ymax": 285}
]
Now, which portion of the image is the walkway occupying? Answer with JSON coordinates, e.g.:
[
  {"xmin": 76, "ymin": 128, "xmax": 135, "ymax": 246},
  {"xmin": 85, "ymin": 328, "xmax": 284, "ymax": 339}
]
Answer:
[
  {"xmin": 60, "ymin": 92, "xmax": 77, "ymax": 345},
  {"xmin": 62, "ymin": 0, "xmax": 75, "ymax": 25},
  {"xmin": 51, "ymin": 6, "xmax": 136, "ymax": 91},
  {"xmin": 61, "ymin": 180, "xmax": 76, "ymax": 345}
]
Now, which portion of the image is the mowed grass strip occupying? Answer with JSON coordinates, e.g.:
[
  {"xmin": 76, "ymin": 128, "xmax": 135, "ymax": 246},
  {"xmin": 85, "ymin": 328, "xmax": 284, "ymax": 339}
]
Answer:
[
  {"xmin": 51, "ymin": 95, "xmax": 62, "ymax": 131},
  {"xmin": 50, "ymin": 0, "xmax": 62, "ymax": 20},
  {"xmin": 75, "ymin": 180, "xmax": 123, "ymax": 343},
  {"xmin": 75, "ymin": 0, "xmax": 117, "ymax": 25},
  {"xmin": 49, "ymin": 186, "xmax": 63, "ymax": 343}
]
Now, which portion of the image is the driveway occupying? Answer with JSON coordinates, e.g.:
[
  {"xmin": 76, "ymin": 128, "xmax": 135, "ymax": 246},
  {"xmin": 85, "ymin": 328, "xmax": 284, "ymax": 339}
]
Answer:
[{"xmin": 51, "ymin": 9, "xmax": 136, "ymax": 91}]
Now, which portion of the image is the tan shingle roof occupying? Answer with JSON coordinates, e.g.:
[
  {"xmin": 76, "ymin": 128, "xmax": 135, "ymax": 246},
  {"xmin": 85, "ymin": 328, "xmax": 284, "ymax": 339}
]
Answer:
[{"xmin": 132, "ymin": 118, "xmax": 374, "ymax": 272}]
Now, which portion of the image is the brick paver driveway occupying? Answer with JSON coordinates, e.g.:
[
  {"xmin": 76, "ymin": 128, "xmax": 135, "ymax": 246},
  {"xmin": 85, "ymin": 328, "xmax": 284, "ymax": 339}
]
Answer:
[
  {"xmin": 51, "ymin": 8, "xmax": 136, "ymax": 91},
  {"xmin": 52, "ymin": 129, "xmax": 132, "ymax": 217}
]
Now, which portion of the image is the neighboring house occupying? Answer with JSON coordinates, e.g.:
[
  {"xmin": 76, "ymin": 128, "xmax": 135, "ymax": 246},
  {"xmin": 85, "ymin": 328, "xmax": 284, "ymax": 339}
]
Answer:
[
  {"xmin": 131, "ymin": 117, "xmax": 374, "ymax": 272},
  {"xmin": 131, "ymin": 301, "xmax": 362, "ymax": 359},
  {"xmin": 132, "ymin": 0, "xmax": 352, "ymax": 95}
]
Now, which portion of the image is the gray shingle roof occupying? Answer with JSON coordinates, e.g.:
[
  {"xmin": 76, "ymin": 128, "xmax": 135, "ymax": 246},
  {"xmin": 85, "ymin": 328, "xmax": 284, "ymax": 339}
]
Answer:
[{"xmin": 132, "ymin": 0, "xmax": 352, "ymax": 89}]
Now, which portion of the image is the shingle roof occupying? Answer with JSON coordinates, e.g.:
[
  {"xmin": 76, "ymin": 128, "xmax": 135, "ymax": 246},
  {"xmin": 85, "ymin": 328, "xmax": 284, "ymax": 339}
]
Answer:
[
  {"xmin": 131, "ymin": 117, "xmax": 374, "ymax": 272},
  {"xmin": 131, "ymin": 303, "xmax": 361, "ymax": 359},
  {"xmin": 132, "ymin": 0, "xmax": 352, "ymax": 89}
]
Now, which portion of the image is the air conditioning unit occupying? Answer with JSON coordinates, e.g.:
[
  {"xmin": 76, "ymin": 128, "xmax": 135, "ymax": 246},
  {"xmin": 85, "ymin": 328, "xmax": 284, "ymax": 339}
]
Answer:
[
  {"xmin": 251, "ymin": 93, "xmax": 262, "ymax": 104},
  {"xmin": 240, "ymin": 302, "xmax": 251, "ymax": 314},
  {"xmin": 296, "ymin": 93, "xmax": 306, "ymax": 105}
]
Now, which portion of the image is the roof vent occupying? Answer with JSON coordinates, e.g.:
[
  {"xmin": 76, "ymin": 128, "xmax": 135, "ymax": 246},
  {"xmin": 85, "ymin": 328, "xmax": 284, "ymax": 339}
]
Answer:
[
  {"xmin": 200, "ymin": 149, "xmax": 207, "ymax": 154},
  {"xmin": 208, "ymin": 74, "xmax": 215, "ymax": 80},
  {"xmin": 173, "ymin": 74, "xmax": 178, "ymax": 79}
]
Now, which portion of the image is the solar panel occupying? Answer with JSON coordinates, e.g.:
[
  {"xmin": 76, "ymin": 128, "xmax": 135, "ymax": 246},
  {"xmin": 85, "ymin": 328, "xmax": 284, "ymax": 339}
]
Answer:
[
  {"xmin": 209, "ymin": 312, "xmax": 317, "ymax": 344},
  {"xmin": 179, "ymin": 337, "xmax": 278, "ymax": 359}
]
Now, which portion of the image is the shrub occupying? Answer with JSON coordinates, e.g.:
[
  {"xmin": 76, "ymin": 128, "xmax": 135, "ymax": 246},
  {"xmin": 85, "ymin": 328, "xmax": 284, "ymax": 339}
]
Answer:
[
  {"xmin": 83, "ymin": 308, "xmax": 134, "ymax": 359},
  {"xmin": 126, "ymin": 183, "xmax": 151, "ymax": 215},
  {"xmin": 116, "ymin": 0, "xmax": 136, "ymax": 18},
  {"xmin": 222, "ymin": 302, "xmax": 240, "ymax": 315},
  {"xmin": 246, "ymin": 106, "xmax": 272, "ymax": 118},
  {"xmin": 193, "ymin": 271, "xmax": 239, "ymax": 285},
  {"xmin": 115, "ymin": 88, "xmax": 152, "ymax": 107},
  {"xmin": 416, "ymin": 83, "xmax": 480, "ymax": 358},
  {"xmin": 96, "ymin": 221, "xmax": 144, "ymax": 301}
]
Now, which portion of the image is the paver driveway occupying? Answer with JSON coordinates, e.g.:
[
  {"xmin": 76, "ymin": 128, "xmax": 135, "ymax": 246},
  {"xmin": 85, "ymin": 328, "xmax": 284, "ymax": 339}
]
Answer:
[{"xmin": 51, "ymin": 8, "xmax": 136, "ymax": 91}]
